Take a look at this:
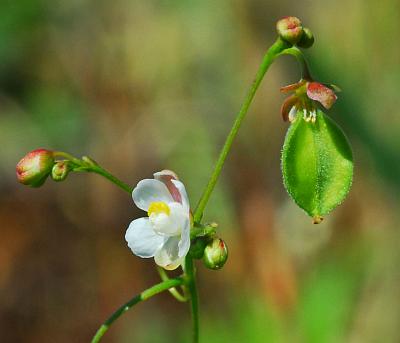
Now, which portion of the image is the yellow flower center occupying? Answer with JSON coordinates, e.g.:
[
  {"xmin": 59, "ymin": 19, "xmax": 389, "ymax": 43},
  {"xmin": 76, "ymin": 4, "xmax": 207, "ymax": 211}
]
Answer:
[{"xmin": 148, "ymin": 201, "xmax": 170, "ymax": 217}]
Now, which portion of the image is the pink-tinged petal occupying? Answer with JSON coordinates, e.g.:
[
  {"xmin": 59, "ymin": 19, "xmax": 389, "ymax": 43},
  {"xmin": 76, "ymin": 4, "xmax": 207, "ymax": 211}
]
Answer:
[
  {"xmin": 306, "ymin": 82, "xmax": 337, "ymax": 109},
  {"xmin": 154, "ymin": 170, "xmax": 182, "ymax": 204},
  {"xmin": 171, "ymin": 179, "xmax": 190, "ymax": 212},
  {"xmin": 280, "ymin": 95, "xmax": 299, "ymax": 122}
]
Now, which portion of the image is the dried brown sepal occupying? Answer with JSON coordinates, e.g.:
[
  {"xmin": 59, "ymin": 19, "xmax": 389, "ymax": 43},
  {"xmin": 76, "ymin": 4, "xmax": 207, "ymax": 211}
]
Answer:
[{"xmin": 280, "ymin": 95, "xmax": 299, "ymax": 122}]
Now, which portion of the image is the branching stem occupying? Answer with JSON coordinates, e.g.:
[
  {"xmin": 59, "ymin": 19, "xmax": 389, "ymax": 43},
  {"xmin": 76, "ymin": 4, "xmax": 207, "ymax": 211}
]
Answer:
[{"xmin": 192, "ymin": 37, "xmax": 290, "ymax": 223}]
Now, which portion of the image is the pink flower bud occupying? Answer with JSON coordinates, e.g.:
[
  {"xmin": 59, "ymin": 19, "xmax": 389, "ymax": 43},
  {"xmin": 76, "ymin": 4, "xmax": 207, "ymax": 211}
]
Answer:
[
  {"xmin": 16, "ymin": 149, "xmax": 55, "ymax": 187},
  {"xmin": 276, "ymin": 16, "xmax": 304, "ymax": 45}
]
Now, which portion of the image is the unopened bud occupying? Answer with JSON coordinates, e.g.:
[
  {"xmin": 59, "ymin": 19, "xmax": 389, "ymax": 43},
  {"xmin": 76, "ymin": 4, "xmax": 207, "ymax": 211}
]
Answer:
[
  {"xmin": 297, "ymin": 27, "xmax": 314, "ymax": 48},
  {"xmin": 51, "ymin": 161, "xmax": 72, "ymax": 182},
  {"xmin": 16, "ymin": 149, "xmax": 54, "ymax": 187},
  {"xmin": 276, "ymin": 16, "xmax": 304, "ymax": 45},
  {"xmin": 202, "ymin": 238, "xmax": 228, "ymax": 270}
]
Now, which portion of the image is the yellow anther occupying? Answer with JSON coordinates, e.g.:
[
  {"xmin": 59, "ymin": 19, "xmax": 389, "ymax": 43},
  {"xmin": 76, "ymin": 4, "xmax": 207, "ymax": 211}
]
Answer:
[{"xmin": 148, "ymin": 202, "xmax": 170, "ymax": 217}]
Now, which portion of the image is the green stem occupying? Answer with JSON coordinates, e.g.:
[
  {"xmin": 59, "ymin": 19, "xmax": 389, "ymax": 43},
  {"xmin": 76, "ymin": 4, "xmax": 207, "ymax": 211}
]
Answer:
[
  {"xmin": 89, "ymin": 165, "xmax": 133, "ymax": 194},
  {"xmin": 157, "ymin": 267, "xmax": 188, "ymax": 302},
  {"xmin": 53, "ymin": 151, "xmax": 133, "ymax": 194},
  {"xmin": 192, "ymin": 38, "xmax": 290, "ymax": 223},
  {"xmin": 53, "ymin": 151, "xmax": 83, "ymax": 166},
  {"xmin": 185, "ymin": 256, "xmax": 199, "ymax": 343},
  {"xmin": 278, "ymin": 46, "xmax": 312, "ymax": 80},
  {"xmin": 91, "ymin": 277, "xmax": 184, "ymax": 343},
  {"xmin": 190, "ymin": 223, "xmax": 217, "ymax": 240}
]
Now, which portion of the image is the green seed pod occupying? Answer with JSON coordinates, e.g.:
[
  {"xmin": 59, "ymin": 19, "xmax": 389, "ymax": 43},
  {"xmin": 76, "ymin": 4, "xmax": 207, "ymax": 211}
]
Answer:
[
  {"xmin": 203, "ymin": 238, "xmax": 228, "ymax": 270},
  {"xmin": 281, "ymin": 110, "xmax": 353, "ymax": 222}
]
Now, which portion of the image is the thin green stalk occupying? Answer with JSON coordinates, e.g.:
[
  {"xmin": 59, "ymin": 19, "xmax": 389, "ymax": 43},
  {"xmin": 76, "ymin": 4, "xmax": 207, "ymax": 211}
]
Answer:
[
  {"xmin": 193, "ymin": 37, "xmax": 290, "ymax": 223},
  {"xmin": 157, "ymin": 267, "xmax": 188, "ymax": 302},
  {"xmin": 53, "ymin": 151, "xmax": 133, "ymax": 194},
  {"xmin": 190, "ymin": 223, "xmax": 217, "ymax": 240},
  {"xmin": 91, "ymin": 277, "xmax": 184, "ymax": 343},
  {"xmin": 89, "ymin": 165, "xmax": 133, "ymax": 193},
  {"xmin": 278, "ymin": 46, "xmax": 312, "ymax": 80},
  {"xmin": 53, "ymin": 151, "xmax": 84, "ymax": 166},
  {"xmin": 185, "ymin": 256, "xmax": 199, "ymax": 343}
]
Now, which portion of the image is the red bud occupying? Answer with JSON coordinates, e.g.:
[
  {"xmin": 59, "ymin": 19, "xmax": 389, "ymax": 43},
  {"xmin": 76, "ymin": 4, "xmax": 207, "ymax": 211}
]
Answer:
[{"xmin": 16, "ymin": 149, "xmax": 55, "ymax": 187}]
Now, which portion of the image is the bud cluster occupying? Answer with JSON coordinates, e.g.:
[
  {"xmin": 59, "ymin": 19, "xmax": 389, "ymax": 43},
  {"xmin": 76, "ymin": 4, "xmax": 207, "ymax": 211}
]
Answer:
[
  {"xmin": 276, "ymin": 16, "xmax": 314, "ymax": 48},
  {"xmin": 16, "ymin": 149, "xmax": 77, "ymax": 187}
]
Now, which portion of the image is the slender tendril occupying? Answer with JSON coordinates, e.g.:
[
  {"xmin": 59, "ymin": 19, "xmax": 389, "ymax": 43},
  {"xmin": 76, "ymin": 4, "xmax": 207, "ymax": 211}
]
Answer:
[
  {"xmin": 192, "ymin": 37, "xmax": 290, "ymax": 223},
  {"xmin": 185, "ymin": 256, "xmax": 199, "ymax": 343},
  {"xmin": 157, "ymin": 267, "xmax": 188, "ymax": 302},
  {"xmin": 91, "ymin": 277, "xmax": 184, "ymax": 343}
]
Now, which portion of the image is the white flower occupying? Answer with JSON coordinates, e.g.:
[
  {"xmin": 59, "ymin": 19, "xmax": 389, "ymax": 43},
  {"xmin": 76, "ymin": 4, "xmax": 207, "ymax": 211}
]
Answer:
[{"xmin": 125, "ymin": 170, "xmax": 191, "ymax": 270}]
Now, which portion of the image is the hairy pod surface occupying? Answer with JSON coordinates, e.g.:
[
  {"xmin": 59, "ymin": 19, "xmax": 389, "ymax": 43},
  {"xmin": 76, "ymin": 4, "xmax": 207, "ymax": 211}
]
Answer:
[{"xmin": 281, "ymin": 110, "xmax": 353, "ymax": 220}]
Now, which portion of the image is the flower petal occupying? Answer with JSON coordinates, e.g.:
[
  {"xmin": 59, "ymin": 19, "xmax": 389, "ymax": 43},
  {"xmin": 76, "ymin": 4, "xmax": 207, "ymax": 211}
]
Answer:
[
  {"xmin": 171, "ymin": 180, "xmax": 190, "ymax": 212},
  {"xmin": 154, "ymin": 236, "xmax": 183, "ymax": 270},
  {"xmin": 154, "ymin": 170, "xmax": 182, "ymax": 204},
  {"xmin": 306, "ymin": 82, "xmax": 337, "ymax": 109},
  {"xmin": 178, "ymin": 217, "xmax": 191, "ymax": 258},
  {"xmin": 132, "ymin": 179, "xmax": 173, "ymax": 211},
  {"xmin": 149, "ymin": 202, "xmax": 186, "ymax": 236},
  {"xmin": 125, "ymin": 218, "xmax": 166, "ymax": 258}
]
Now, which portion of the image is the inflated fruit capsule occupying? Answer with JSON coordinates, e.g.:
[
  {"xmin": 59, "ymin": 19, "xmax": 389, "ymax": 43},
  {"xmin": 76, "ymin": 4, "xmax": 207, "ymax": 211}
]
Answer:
[{"xmin": 281, "ymin": 110, "xmax": 353, "ymax": 223}]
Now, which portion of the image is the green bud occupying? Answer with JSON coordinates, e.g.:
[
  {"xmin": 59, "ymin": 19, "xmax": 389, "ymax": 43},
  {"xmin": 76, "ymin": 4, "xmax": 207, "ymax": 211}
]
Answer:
[
  {"xmin": 297, "ymin": 27, "xmax": 314, "ymax": 48},
  {"xmin": 51, "ymin": 161, "xmax": 72, "ymax": 182},
  {"xmin": 203, "ymin": 238, "xmax": 228, "ymax": 270},
  {"xmin": 16, "ymin": 149, "xmax": 55, "ymax": 187},
  {"xmin": 281, "ymin": 110, "xmax": 353, "ymax": 222},
  {"xmin": 276, "ymin": 16, "xmax": 304, "ymax": 45}
]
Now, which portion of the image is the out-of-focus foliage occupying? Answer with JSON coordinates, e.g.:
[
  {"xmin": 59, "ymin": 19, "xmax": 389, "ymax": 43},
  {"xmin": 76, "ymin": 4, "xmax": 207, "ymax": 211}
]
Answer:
[{"xmin": 1, "ymin": 0, "xmax": 400, "ymax": 342}]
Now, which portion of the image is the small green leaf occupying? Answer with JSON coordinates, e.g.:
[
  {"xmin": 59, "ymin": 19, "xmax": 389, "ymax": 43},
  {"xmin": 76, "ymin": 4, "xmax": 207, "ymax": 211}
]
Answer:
[{"xmin": 281, "ymin": 110, "xmax": 353, "ymax": 221}]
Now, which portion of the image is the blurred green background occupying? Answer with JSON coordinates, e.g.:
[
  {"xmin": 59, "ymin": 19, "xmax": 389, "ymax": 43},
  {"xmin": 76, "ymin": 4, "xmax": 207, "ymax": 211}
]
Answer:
[{"xmin": 2, "ymin": 0, "xmax": 400, "ymax": 342}]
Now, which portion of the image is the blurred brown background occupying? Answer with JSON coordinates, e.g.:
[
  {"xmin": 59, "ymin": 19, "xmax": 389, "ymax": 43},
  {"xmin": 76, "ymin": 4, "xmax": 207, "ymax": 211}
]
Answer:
[{"xmin": 2, "ymin": 0, "xmax": 400, "ymax": 342}]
